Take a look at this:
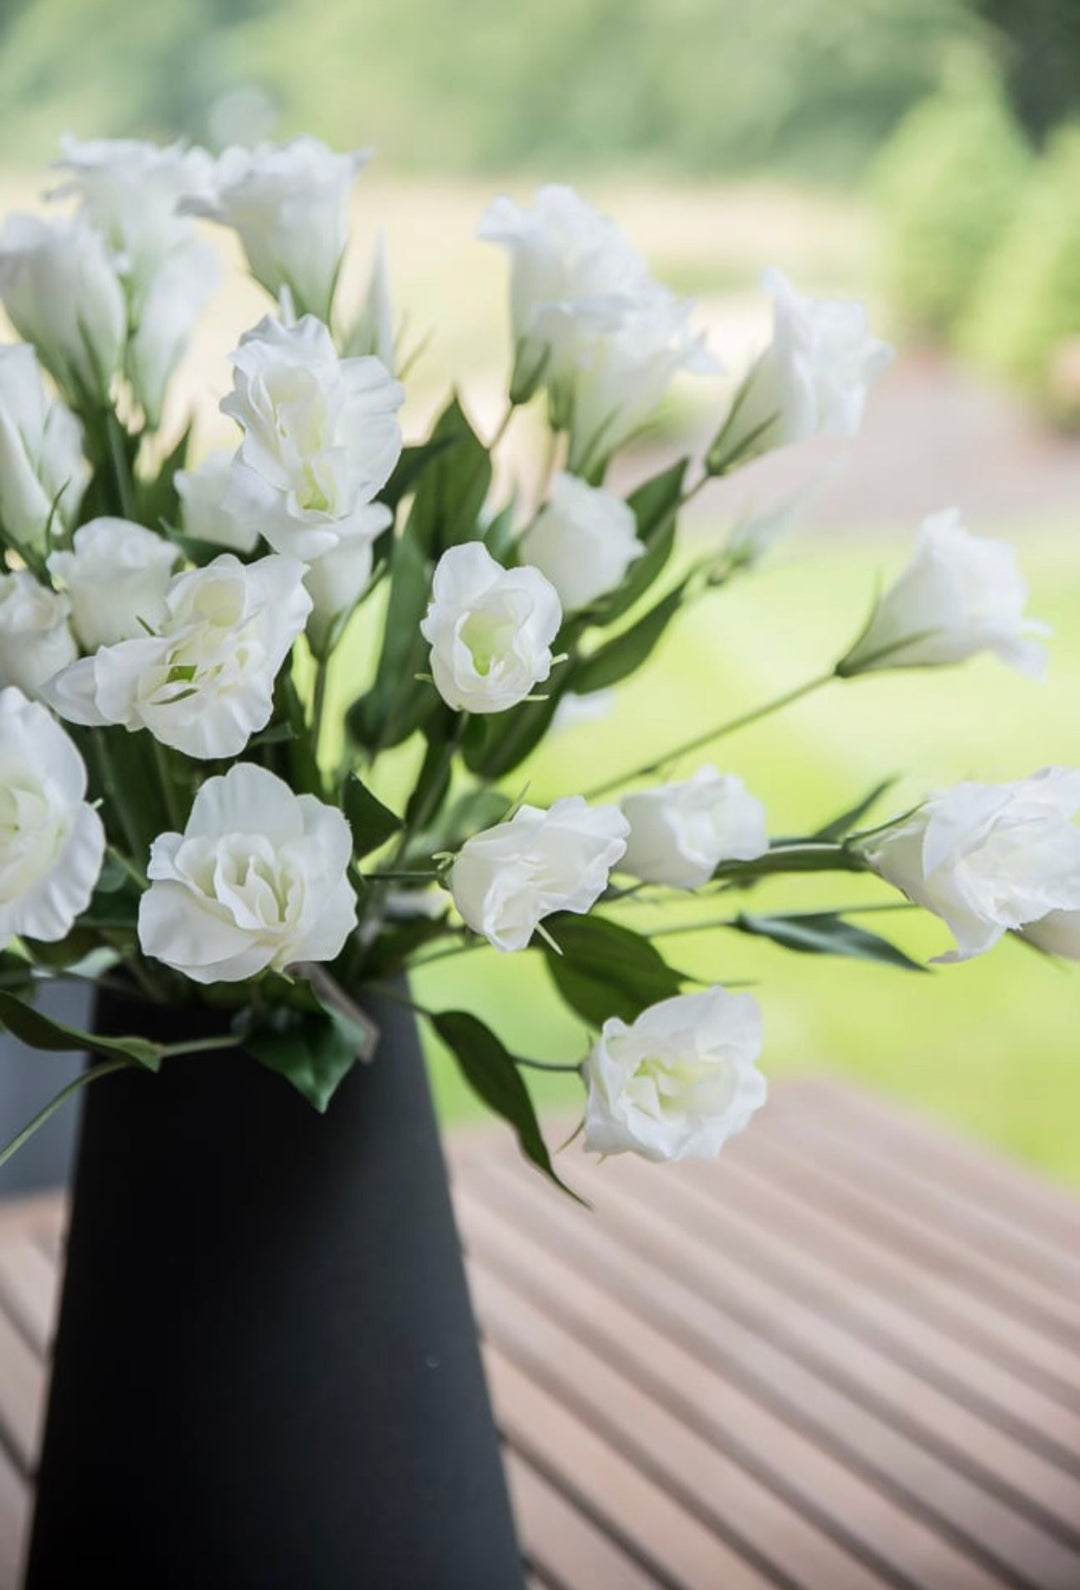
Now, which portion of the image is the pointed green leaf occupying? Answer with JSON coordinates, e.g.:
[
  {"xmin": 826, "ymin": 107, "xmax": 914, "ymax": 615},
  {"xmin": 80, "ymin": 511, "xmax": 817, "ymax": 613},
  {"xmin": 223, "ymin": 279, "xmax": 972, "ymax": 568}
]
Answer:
[
  {"xmin": 0, "ymin": 988, "xmax": 164, "ymax": 1069},
  {"xmin": 542, "ymin": 913, "xmax": 686, "ymax": 1028},
  {"xmin": 247, "ymin": 1004, "xmax": 364, "ymax": 1112},
  {"xmin": 429, "ymin": 1009, "xmax": 582, "ymax": 1200},
  {"xmin": 409, "ymin": 396, "xmax": 492, "ymax": 558},
  {"xmin": 570, "ymin": 584, "xmax": 685, "ymax": 695},
  {"xmin": 812, "ymin": 778, "xmax": 897, "ymax": 842},
  {"xmin": 343, "ymin": 774, "xmax": 403, "ymax": 858},
  {"xmin": 733, "ymin": 911, "xmax": 926, "ymax": 972}
]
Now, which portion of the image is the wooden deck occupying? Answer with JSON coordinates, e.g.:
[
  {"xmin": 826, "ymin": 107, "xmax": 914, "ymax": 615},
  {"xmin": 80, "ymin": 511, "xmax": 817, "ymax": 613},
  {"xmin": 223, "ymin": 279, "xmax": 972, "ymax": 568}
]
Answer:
[{"xmin": 2, "ymin": 1075, "xmax": 1080, "ymax": 1588}]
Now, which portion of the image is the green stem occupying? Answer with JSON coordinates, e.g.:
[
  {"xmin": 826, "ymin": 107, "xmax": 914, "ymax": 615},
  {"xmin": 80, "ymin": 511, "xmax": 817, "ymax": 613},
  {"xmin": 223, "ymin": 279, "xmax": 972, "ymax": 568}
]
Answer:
[
  {"xmin": 104, "ymin": 409, "xmax": 135, "ymax": 519},
  {"xmin": 584, "ymin": 670, "xmax": 838, "ymax": 799},
  {"xmin": 311, "ymin": 650, "xmax": 331, "ymax": 769},
  {"xmin": 106, "ymin": 844, "xmax": 148, "ymax": 891},
  {"xmin": 647, "ymin": 898, "xmax": 912, "ymax": 939},
  {"xmin": 514, "ymin": 1055, "xmax": 583, "ymax": 1074},
  {"xmin": 90, "ymin": 730, "xmax": 146, "ymax": 861},
  {"xmin": 0, "ymin": 1057, "xmax": 139, "ymax": 1170},
  {"xmin": 159, "ymin": 1033, "xmax": 247, "ymax": 1058},
  {"xmin": 152, "ymin": 738, "xmax": 184, "ymax": 831},
  {"xmin": 712, "ymin": 841, "xmax": 870, "ymax": 882}
]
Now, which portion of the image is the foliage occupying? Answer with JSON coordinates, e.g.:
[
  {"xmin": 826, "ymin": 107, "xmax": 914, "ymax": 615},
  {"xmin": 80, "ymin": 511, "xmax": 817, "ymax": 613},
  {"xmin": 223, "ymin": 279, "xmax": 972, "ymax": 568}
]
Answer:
[
  {"xmin": 959, "ymin": 124, "xmax": 1080, "ymax": 421},
  {"xmin": 871, "ymin": 54, "xmax": 1030, "ymax": 340}
]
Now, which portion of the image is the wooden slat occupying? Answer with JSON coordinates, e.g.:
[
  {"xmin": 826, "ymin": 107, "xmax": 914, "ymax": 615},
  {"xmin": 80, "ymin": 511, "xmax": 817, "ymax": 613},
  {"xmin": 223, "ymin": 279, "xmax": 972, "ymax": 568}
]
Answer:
[
  {"xmin": 506, "ymin": 1450, "xmax": 661, "ymax": 1590},
  {"xmin": 552, "ymin": 1148, "xmax": 1080, "ymax": 1589},
  {"xmin": 753, "ymin": 1104, "xmax": 1080, "ymax": 1351},
  {"xmin": 0, "ymin": 1442, "xmax": 28, "ymax": 1590},
  {"xmin": 476, "ymin": 1262, "xmax": 891, "ymax": 1590},
  {"xmin": 489, "ymin": 1347, "xmax": 774, "ymax": 1590},
  {"xmin": 0, "ymin": 1238, "xmax": 59, "ymax": 1360},
  {"xmin": 670, "ymin": 1147, "xmax": 1080, "ymax": 1539},
  {"xmin": 458, "ymin": 1153, "xmax": 1013, "ymax": 1590},
  {"xmin": 777, "ymin": 1078, "xmax": 1080, "ymax": 1252}
]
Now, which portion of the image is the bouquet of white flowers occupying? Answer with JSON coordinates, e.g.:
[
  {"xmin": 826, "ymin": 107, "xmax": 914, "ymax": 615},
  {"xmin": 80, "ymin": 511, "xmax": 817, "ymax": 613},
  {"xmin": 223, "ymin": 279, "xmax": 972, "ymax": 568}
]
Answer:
[{"xmin": 0, "ymin": 134, "xmax": 1072, "ymax": 1193}]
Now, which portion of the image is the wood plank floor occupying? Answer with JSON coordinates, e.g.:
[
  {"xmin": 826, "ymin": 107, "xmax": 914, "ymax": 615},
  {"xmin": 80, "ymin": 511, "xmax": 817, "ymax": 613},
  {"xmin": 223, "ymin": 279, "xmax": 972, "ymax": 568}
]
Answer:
[{"xmin": 2, "ymin": 1076, "xmax": 1080, "ymax": 1588}]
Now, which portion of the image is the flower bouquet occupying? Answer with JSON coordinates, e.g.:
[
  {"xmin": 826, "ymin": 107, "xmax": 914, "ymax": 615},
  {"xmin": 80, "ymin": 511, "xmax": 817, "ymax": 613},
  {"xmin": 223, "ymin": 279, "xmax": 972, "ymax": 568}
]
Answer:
[{"xmin": 1, "ymin": 136, "xmax": 1073, "ymax": 1586}]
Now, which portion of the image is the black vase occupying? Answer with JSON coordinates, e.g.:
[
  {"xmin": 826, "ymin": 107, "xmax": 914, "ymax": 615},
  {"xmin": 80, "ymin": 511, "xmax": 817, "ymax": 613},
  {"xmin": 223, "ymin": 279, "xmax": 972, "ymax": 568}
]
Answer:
[{"xmin": 25, "ymin": 983, "xmax": 524, "ymax": 1590}]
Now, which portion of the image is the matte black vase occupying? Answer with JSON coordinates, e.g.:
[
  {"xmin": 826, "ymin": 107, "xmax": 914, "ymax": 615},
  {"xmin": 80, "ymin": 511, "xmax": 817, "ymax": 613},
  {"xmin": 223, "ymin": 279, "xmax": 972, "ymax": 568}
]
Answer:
[{"xmin": 25, "ymin": 984, "xmax": 524, "ymax": 1589}]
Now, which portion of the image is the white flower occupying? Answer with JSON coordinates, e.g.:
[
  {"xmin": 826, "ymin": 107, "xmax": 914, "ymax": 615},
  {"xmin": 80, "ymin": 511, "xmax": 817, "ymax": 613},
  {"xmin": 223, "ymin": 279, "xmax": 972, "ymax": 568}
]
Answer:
[
  {"xmin": 45, "ymin": 554, "xmax": 311, "ymax": 760},
  {"xmin": 863, "ymin": 768, "xmax": 1080, "ymax": 962},
  {"xmin": 838, "ymin": 510, "xmax": 1048, "ymax": 678},
  {"xmin": 51, "ymin": 136, "xmax": 216, "ymax": 291},
  {"xmin": 479, "ymin": 184, "xmax": 650, "ymax": 400},
  {"xmin": 48, "ymin": 518, "xmax": 177, "ymax": 652},
  {"xmin": 51, "ymin": 136, "xmax": 220, "ymax": 425},
  {"xmin": 138, "ymin": 761, "xmax": 356, "ymax": 984},
  {"xmin": 185, "ymin": 137, "xmax": 368, "ymax": 320},
  {"xmin": 519, "ymin": 473, "xmax": 643, "ymax": 611},
  {"xmin": 126, "ymin": 239, "xmax": 219, "ymax": 424},
  {"xmin": 420, "ymin": 542, "xmax": 562, "ymax": 714},
  {"xmin": 620, "ymin": 768, "xmax": 768, "ymax": 889},
  {"xmin": 345, "ymin": 232, "xmax": 397, "ymax": 374},
  {"xmin": 0, "ymin": 214, "xmax": 126, "ymax": 401},
  {"xmin": 711, "ymin": 267, "xmax": 892, "ymax": 468},
  {"xmin": 0, "ymin": 344, "xmax": 88, "ymax": 551},
  {"xmin": 175, "ymin": 451, "xmax": 260, "ymax": 554},
  {"xmin": 560, "ymin": 286, "xmax": 715, "ymax": 472},
  {"xmin": 303, "ymin": 504, "xmax": 389, "ymax": 654},
  {"xmin": 0, "ymin": 687, "xmax": 104, "ymax": 943},
  {"xmin": 448, "ymin": 796, "xmax": 628, "ymax": 952},
  {"xmin": 0, "ymin": 572, "xmax": 76, "ymax": 697},
  {"xmin": 552, "ymin": 688, "xmax": 616, "ymax": 733},
  {"xmin": 222, "ymin": 314, "xmax": 403, "ymax": 561},
  {"xmin": 479, "ymin": 185, "xmax": 713, "ymax": 463},
  {"xmin": 583, "ymin": 987, "xmax": 766, "ymax": 1162}
]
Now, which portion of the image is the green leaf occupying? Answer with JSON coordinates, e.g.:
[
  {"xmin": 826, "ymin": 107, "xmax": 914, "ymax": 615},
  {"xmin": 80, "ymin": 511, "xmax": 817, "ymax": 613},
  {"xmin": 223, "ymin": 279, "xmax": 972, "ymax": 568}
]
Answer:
[
  {"xmin": 542, "ymin": 913, "xmax": 686, "ymax": 1028},
  {"xmin": 247, "ymin": 1004, "xmax": 364, "ymax": 1112},
  {"xmin": 343, "ymin": 774, "xmax": 403, "ymax": 858},
  {"xmin": 408, "ymin": 395, "xmax": 492, "ymax": 559},
  {"xmin": 483, "ymin": 498, "xmax": 518, "ymax": 562},
  {"xmin": 381, "ymin": 433, "xmax": 457, "ymax": 514},
  {"xmin": 404, "ymin": 707, "xmax": 458, "ymax": 826},
  {"xmin": 132, "ymin": 419, "xmax": 193, "ymax": 530},
  {"xmin": 732, "ymin": 911, "xmax": 927, "ymax": 972},
  {"xmin": 348, "ymin": 524, "xmax": 434, "ymax": 750},
  {"xmin": 570, "ymin": 584, "xmax": 685, "ymax": 695},
  {"xmin": 0, "ymin": 988, "xmax": 164, "ymax": 1069},
  {"xmin": 812, "ymin": 778, "xmax": 897, "ymax": 842},
  {"xmin": 461, "ymin": 688, "xmax": 566, "ymax": 780},
  {"xmin": 429, "ymin": 1009, "xmax": 582, "ymax": 1199},
  {"xmin": 590, "ymin": 459, "xmax": 687, "ymax": 627}
]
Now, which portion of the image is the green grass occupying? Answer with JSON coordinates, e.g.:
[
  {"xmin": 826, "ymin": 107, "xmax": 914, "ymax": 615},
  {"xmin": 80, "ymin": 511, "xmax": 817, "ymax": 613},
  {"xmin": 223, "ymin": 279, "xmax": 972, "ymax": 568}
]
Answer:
[{"xmin": 402, "ymin": 523, "xmax": 1080, "ymax": 1187}]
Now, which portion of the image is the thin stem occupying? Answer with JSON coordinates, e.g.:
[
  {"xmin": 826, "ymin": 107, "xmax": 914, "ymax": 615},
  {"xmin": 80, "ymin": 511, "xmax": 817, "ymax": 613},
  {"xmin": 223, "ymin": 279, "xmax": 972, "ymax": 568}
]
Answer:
[
  {"xmin": 106, "ymin": 844, "xmax": 148, "ymax": 891},
  {"xmin": 311, "ymin": 649, "xmax": 331, "ymax": 768},
  {"xmin": 0, "ymin": 1057, "xmax": 139, "ymax": 1170},
  {"xmin": 514, "ymin": 1055, "xmax": 583, "ymax": 1074},
  {"xmin": 104, "ymin": 410, "xmax": 135, "ymax": 519},
  {"xmin": 90, "ymin": 730, "xmax": 145, "ymax": 861},
  {"xmin": 646, "ymin": 898, "xmax": 914, "ymax": 940},
  {"xmin": 152, "ymin": 738, "xmax": 183, "ymax": 831},
  {"xmin": 584, "ymin": 670, "xmax": 837, "ymax": 800},
  {"xmin": 159, "ymin": 1033, "xmax": 246, "ymax": 1058}
]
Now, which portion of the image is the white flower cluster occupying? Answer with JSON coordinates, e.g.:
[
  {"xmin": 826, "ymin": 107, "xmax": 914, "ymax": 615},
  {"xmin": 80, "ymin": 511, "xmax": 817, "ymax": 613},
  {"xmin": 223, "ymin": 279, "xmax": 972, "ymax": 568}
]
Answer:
[{"xmin": 0, "ymin": 132, "xmax": 1073, "ymax": 1176}]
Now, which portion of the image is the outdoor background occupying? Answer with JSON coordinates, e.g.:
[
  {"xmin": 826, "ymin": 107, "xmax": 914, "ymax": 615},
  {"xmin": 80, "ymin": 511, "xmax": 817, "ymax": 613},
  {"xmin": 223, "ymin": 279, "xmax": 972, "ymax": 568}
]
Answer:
[{"xmin": 4, "ymin": 0, "xmax": 1080, "ymax": 1181}]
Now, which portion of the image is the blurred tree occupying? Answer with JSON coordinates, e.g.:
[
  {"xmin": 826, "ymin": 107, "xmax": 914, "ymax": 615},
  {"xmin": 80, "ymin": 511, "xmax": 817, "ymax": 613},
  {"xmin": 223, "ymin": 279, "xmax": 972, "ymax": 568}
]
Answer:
[{"xmin": 976, "ymin": 1, "xmax": 1080, "ymax": 141}]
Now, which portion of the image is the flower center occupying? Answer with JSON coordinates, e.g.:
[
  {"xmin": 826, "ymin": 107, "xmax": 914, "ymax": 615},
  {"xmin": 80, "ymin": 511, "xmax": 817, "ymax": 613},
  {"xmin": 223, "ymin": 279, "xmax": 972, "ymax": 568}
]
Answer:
[{"xmin": 461, "ymin": 610, "xmax": 515, "ymax": 677}]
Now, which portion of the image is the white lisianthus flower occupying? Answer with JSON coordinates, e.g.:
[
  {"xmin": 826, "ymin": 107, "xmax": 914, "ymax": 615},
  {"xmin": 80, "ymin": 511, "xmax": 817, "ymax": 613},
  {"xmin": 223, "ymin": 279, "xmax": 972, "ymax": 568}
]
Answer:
[
  {"xmin": 0, "ymin": 344, "xmax": 88, "ymax": 551},
  {"xmin": 420, "ymin": 542, "xmax": 562, "ymax": 714},
  {"xmin": 620, "ymin": 768, "xmax": 768, "ymax": 890},
  {"xmin": 45, "ymin": 554, "xmax": 311, "ymax": 760},
  {"xmin": 185, "ymin": 137, "xmax": 368, "ymax": 320},
  {"xmin": 222, "ymin": 314, "xmax": 403, "ymax": 561},
  {"xmin": 710, "ymin": 267, "xmax": 892, "ymax": 469},
  {"xmin": 138, "ymin": 761, "xmax": 357, "ymax": 984},
  {"xmin": 0, "ymin": 214, "xmax": 126, "ymax": 401},
  {"xmin": 583, "ymin": 986, "xmax": 766, "ymax": 1162},
  {"xmin": 303, "ymin": 504, "xmax": 389, "ymax": 654},
  {"xmin": 837, "ymin": 510, "xmax": 1048, "ymax": 678},
  {"xmin": 175, "ymin": 451, "xmax": 260, "ymax": 554},
  {"xmin": 0, "ymin": 687, "xmax": 104, "ymax": 942},
  {"xmin": 519, "ymin": 473, "xmax": 643, "ymax": 611},
  {"xmin": 552, "ymin": 688, "xmax": 616, "ymax": 733},
  {"xmin": 448, "ymin": 796, "xmax": 629, "ymax": 953},
  {"xmin": 1019, "ymin": 909, "xmax": 1080, "ymax": 960},
  {"xmin": 0, "ymin": 572, "xmax": 77, "ymax": 697},
  {"xmin": 479, "ymin": 185, "xmax": 713, "ymax": 461},
  {"xmin": 560, "ymin": 287, "xmax": 716, "ymax": 473},
  {"xmin": 479, "ymin": 185, "xmax": 650, "ymax": 400},
  {"xmin": 48, "ymin": 518, "xmax": 178, "ymax": 651},
  {"xmin": 863, "ymin": 768, "xmax": 1080, "ymax": 962},
  {"xmin": 51, "ymin": 136, "xmax": 220, "ymax": 424},
  {"xmin": 345, "ymin": 232, "xmax": 397, "ymax": 374}
]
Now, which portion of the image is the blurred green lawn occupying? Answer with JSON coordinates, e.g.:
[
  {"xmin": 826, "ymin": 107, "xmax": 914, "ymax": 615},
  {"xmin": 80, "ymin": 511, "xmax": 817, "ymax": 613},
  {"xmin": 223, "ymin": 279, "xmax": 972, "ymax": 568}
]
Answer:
[{"xmin": 394, "ymin": 523, "xmax": 1080, "ymax": 1186}]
